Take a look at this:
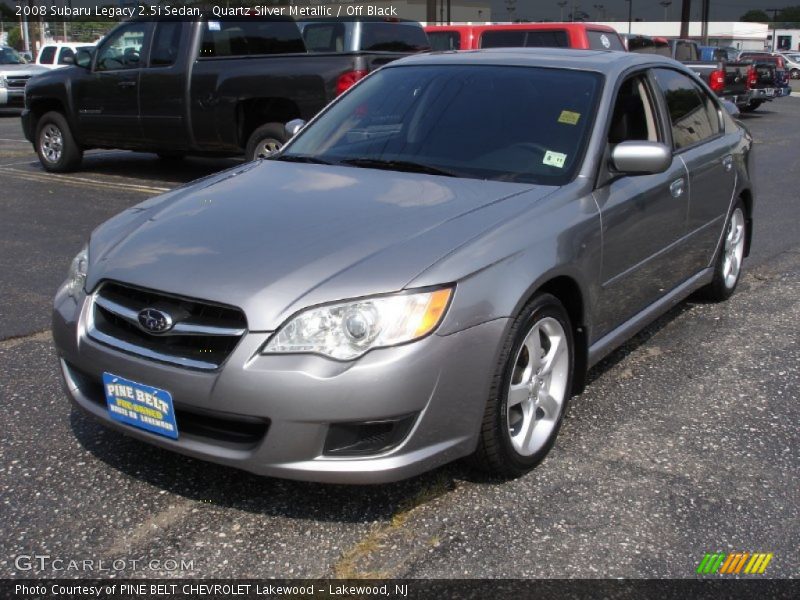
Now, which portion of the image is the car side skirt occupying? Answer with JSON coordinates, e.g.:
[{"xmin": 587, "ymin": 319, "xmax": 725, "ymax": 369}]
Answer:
[{"xmin": 587, "ymin": 267, "xmax": 714, "ymax": 367}]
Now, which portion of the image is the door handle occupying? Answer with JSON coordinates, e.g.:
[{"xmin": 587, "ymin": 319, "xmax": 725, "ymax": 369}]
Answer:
[
  {"xmin": 722, "ymin": 155, "xmax": 734, "ymax": 172},
  {"xmin": 117, "ymin": 81, "xmax": 136, "ymax": 88},
  {"xmin": 670, "ymin": 178, "xmax": 685, "ymax": 199}
]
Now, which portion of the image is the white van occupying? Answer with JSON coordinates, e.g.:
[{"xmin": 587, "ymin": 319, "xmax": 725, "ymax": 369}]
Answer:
[{"xmin": 36, "ymin": 42, "xmax": 96, "ymax": 69}]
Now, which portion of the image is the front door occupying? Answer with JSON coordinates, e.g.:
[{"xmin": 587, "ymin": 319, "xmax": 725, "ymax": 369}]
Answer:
[
  {"xmin": 592, "ymin": 73, "xmax": 690, "ymax": 338},
  {"xmin": 75, "ymin": 22, "xmax": 151, "ymax": 146}
]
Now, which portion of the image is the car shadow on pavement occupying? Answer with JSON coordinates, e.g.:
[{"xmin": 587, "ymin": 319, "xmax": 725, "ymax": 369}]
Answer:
[
  {"xmin": 69, "ymin": 407, "xmax": 463, "ymax": 523},
  {"xmin": 74, "ymin": 152, "xmax": 243, "ymax": 186}
]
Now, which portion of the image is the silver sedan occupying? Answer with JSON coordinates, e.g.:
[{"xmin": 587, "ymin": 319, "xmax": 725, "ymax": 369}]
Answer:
[{"xmin": 53, "ymin": 49, "xmax": 753, "ymax": 483}]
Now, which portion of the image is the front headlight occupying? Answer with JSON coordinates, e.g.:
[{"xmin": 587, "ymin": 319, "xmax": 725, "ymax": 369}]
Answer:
[
  {"xmin": 66, "ymin": 245, "xmax": 89, "ymax": 297},
  {"xmin": 263, "ymin": 287, "xmax": 453, "ymax": 360}
]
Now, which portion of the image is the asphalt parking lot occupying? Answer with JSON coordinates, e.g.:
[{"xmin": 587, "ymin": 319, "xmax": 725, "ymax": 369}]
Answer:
[{"xmin": 1, "ymin": 96, "xmax": 798, "ymax": 579}]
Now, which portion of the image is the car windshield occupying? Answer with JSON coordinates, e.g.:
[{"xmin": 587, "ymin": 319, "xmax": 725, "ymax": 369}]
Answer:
[
  {"xmin": 0, "ymin": 46, "xmax": 25, "ymax": 64},
  {"xmin": 279, "ymin": 65, "xmax": 602, "ymax": 186}
]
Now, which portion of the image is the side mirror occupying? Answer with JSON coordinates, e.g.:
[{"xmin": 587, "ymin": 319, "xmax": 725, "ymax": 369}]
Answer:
[
  {"xmin": 610, "ymin": 141, "xmax": 672, "ymax": 175},
  {"xmin": 720, "ymin": 98, "xmax": 740, "ymax": 119},
  {"xmin": 285, "ymin": 118, "xmax": 306, "ymax": 138},
  {"xmin": 74, "ymin": 48, "xmax": 93, "ymax": 69}
]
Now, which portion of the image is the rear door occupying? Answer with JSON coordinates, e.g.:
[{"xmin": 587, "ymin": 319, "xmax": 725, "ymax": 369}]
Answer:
[
  {"xmin": 75, "ymin": 21, "xmax": 151, "ymax": 146},
  {"xmin": 651, "ymin": 68, "xmax": 736, "ymax": 273},
  {"xmin": 139, "ymin": 21, "xmax": 190, "ymax": 149}
]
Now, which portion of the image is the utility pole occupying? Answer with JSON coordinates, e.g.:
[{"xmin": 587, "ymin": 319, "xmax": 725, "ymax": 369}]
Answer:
[
  {"xmin": 680, "ymin": 0, "xmax": 691, "ymax": 39},
  {"xmin": 557, "ymin": 1, "xmax": 568, "ymax": 22},
  {"xmin": 626, "ymin": 0, "xmax": 633, "ymax": 35}
]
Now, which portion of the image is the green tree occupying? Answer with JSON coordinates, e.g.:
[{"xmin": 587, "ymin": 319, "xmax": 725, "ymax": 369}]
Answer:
[
  {"xmin": 740, "ymin": 9, "xmax": 770, "ymax": 22},
  {"xmin": 776, "ymin": 6, "xmax": 800, "ymax": 24},
  {"xmin": 6, "ymin": 25, "xmax": 21, "ymax": 50}
]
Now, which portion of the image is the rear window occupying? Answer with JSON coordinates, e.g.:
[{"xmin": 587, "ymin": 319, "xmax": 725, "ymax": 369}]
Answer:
[
  {"xmin": 200, "ymin": 20, "xmax": 306, "ymax": 57},
  {"xmin": 587, "ymin": 31, "xmax": 624, "ymax": 51},
  {"xmin": 480, "ymin": 29, "xmax": 569, "ymax": 49},
  {"xmin": 39, "ymin": 46, "xmax": 56, "ymax": 64},
  {"xmin": 302, "ymin": 23, "xmax": 346, "ymax": 52},
  {"xmin": 359, "ymin": 23, "xmax": 430, "ymax": 52},
  {"xmin": 673, "ymin": 41, "xmax": 698, "ymax": 62},
  {"xmin": 428, "ymin": 31, "xmax": 461, "ymax": 51}
]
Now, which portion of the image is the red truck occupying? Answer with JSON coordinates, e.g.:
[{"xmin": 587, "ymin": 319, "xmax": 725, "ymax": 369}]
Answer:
[{"xmin": 425, "ymin": 22, "xmax": 625, "ymax": 52}]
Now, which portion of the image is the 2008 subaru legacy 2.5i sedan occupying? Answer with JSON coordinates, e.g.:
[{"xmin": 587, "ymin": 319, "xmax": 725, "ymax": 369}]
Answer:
[{"xmin": 54, "ymin": 49, "xmax": 753, "ymax": 483}]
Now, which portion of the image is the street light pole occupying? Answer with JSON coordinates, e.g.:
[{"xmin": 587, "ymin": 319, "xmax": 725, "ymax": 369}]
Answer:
[
  {"xmin": 660, "ymin": 1, "xmax": 672, "ymax": 21},
  {"xmin": 557, "ymin": 1, "xmax": 567, "ymax": 22},
  {"xmin": 626, "ymin": 0, "xmax": 633, "ymax": 35}
]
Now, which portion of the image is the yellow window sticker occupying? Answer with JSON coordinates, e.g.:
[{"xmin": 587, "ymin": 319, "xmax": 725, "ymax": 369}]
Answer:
[
  {"xmin": 558, "ymin": 110, "xmax": 581, "ymax": 125},
  {"xmin": 543, "ymin": 151, "xmax": 567, "ymax": 169}
]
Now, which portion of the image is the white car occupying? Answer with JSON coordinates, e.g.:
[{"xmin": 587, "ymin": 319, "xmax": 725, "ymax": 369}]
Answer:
[
  {"xmin": 778, "ymin": 52, "xmax": 800, "ymax": 79},
  {"xmin": 0, "ymin": 46, "xmax": 46, "ymax": 110},
  {"xmin": 36, "ymin": 42, "xmax": 96, "ymax": 69}
]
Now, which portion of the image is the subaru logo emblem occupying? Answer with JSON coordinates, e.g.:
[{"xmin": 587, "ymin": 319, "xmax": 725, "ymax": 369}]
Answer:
[{"xmin": 137, "ymin": 308, "xmax": 173, "ymax": 333}]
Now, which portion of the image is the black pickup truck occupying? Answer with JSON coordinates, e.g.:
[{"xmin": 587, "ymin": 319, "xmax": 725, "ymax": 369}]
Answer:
[{"xmin": 22, "ymin": 18, "xmax": 429, "ymax": 171}]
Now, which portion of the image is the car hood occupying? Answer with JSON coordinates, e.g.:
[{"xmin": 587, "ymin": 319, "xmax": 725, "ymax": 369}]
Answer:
[
  {"xmin": 0, "ymin": 63, "xmax": 47, "ymax": 73},
  {"xmin": 87, "ymin": 160, "xmax": 553, "ymax": 331}
]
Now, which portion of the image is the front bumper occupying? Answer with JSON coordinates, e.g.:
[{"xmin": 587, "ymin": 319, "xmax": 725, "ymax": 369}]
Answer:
[
  {"xmin": 0, "ymin": 88, "xmax": 24, "ymax": 109},
  {"xmin": 53, "ymin": 286, "xmax": 507, "ymax": 484}
]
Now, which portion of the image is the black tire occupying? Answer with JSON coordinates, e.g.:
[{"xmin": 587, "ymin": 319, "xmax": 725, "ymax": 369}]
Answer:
[
  {"xmin": 156, "ymin": 151, "xmax": 185, "ymax": 161},
  {"xmin": 35, "ymin": 111, "xmax": 82, "ymax": 172},
  {"xmin": 472, "ymin": 293, "xmax": 575, "ymax": 479},
  {"xmin": 245, "ymin": 122, "xmax": 288, "ymax": 161},
  {"xmin": 742, "ymin": 100, "xmax": 763, "ymax": 113},
  {"xmin": 697, "ymin": 199, "xmax": 747, "ymax": 302}
]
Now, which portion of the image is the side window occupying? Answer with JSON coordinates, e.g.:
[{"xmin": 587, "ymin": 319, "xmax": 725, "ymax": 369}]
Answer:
[
  {"xmin": 359, "ymin": 23, "xmax": 430, "ymax": 52},
  {"xmin": 95, "ymin": 23, "xmax": 148, "ymax": 71},
  {"xmin": 150, "ymin": 22, "xmax": 183, "ymax": 67},
  {"xmin": 674, "ymin": 42, "xmax": 698, "ymax": 62},
  {"xmin": 39, "ymin": 46, "xmax": 56, "ymax": 65},
  {"xmin": 653, "ymin": 69, "xmax": 720, "ymax": 150},
  {"xmin": 302, "ymin": 23, "xmax": 346, "ymax": 52},
  {"xmin": 608, "ymin": 75, "xmax": 659, "ymax": 146},
  {"xmin": 200, "ymin": 20, "xmax": 306, "ymax": 57},
  {"xmin": 427, "ymin": 31, "xmax": 461, "ymax": 51},
  {"xmin": 481, "ymin": 30, "xmax": 568, "ymax": 49},
  {"xmin": 57, "ymin": 47, "xmax": 75, "ymax": 64},
  {"xmin": 588, "ymin": 31, "xmax": 625, "ymax": 51}
]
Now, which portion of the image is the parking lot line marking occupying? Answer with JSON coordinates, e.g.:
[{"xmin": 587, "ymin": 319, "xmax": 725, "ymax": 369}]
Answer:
[
  {"xmin": 0, "ymin": 166, "xmax": 171, "ymax": 195},
  {"xmin": 0, "ymin": 138, "xmax": 29, "ymax": 143}
]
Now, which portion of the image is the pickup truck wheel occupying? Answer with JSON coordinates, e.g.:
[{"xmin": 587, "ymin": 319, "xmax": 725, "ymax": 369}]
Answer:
[
  {"xmin": 697, "ymin": 199, "xmax": 747, "ymax": 302},
  {"xmin": 245, "ymin": 123, "xmax": 288, "ymax": 161},
  {"xmin": 742, "ymin": 100, "xmax": 762, "ymax": 113},
  {"xmin": 471, "ymin": 293, "xmax": 574, "ymax": 479},
  {"xmin": 791, "ymin": 69, "xmax": 800, "ymax": 80},
  {"xmin": 35, "ymin": 111, "xmax": 82, "ymax": 172}
]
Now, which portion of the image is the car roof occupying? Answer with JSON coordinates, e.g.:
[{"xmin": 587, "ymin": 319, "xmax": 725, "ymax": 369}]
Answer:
[
  {"xmin": 425, "ymin": 23, "xmax": 620, "ymax": 33},
  {"xmin": 393, "ymin": 47, "xmax": 678, "ymax": 75}
]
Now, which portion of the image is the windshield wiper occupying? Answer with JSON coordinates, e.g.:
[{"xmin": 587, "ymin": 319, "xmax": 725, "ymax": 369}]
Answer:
[
  {"xmin": 340, "ymin": 158, "xmax": 457, "ymax": 177},
  {"xmin": 272, "ymin": 154, "xmax": 335, "ymax": 165}
]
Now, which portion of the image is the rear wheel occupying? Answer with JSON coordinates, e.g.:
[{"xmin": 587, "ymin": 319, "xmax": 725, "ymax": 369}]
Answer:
[
  {"xmin": 472, "ymin": 293, "xmax": 574, "ymax": 479},
  {"xmin": 245, "ymin": 122, "xmax": 288, "ymax": 161},
  {"xmin": 697, "ymin": 199, "xmax": 747, "ymax": 302},
  {"xmin": 35, "ymin": 111, "xmax": 82, "ymax": 172},
  {"xmin": 790, "ymin": 69, "xmax": 799, "ymax": 80},
  {"xmin": 742, "ymin": 100, "xmax": 763, "ymax": 113}
]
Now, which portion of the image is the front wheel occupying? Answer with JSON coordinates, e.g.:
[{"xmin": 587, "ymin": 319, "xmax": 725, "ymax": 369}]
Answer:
[
  {"xmin": 742, "ymin": 100, "xmax": 763, "ymax": 113},
  {"xmin": 790, "ymin": 69, "xmax": 799, "ymax": 80},
  {"xmin": 245, "ymin": 122, "xmax": 288, "ymax": 161},
  {"xmin": 472, "ymin": 293, "xmax": 574, "ymax": 479},
  {"xmin": 35, "ymin": 111, "xmax": 83, "ymax": 172},
  {"xmin": 697, "ymin": 200, "xmax": 747, "ymax": 302}
]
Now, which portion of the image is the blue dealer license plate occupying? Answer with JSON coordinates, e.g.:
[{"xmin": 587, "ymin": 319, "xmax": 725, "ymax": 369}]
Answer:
[{"xmin": 103, "ymin": 372, "xmax": 179, "ymax": 440}]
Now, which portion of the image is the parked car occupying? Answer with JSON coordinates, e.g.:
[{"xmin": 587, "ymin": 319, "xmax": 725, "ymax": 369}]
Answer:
[
  {"xmin": 737, "ymin": 53, "xmax": 786, "ymax": 111},
  {"xmin": 36, "ymin": 42, "xmax": 97, "ymax": 69},
  {"xmin": 776, "ymin": 52, "xmax": 800, "ymax": 79},
  {"xmin": 0, "ymin": 46, "xmax": 47, "ymax": 110},
  {"xmin": 21, "ymin": 18, "xmax": 429, "ymax": 171},
  {"xmin": 53, "ymin": 49, "xmax": 753, "ymax": 483},
  {"xmin": 627, "ymin": 39, "xmax": 753, "ymax": 111},
  {"xmin": 425, "ymin": 23, "xmax": 625, "ymax": 51}
]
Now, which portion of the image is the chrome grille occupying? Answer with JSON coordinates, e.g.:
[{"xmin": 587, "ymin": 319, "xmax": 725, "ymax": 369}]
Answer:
[
  {"xmin": 87, "ymin": 282, "xmax": 247, "ymax": 370},
  {"xmin": 5, "ymin": 75, "xmax": 31, "ymax": 89}
]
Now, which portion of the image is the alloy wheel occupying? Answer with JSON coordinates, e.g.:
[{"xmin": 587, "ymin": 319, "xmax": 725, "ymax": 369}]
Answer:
[
  {"xmin": 506, "ymin": 316, "xmax": 570, "ymax": 457},
  {"xmin": 254, "ymin": 138, "xmax": 282, "ymax": 159},
  {"xmin": 40, "ymin": 124, "xmax": 64, "ymax": 164},
  {"xmin": 723, "ymin": 207, "xmax": 745, "ymax": 289}
]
